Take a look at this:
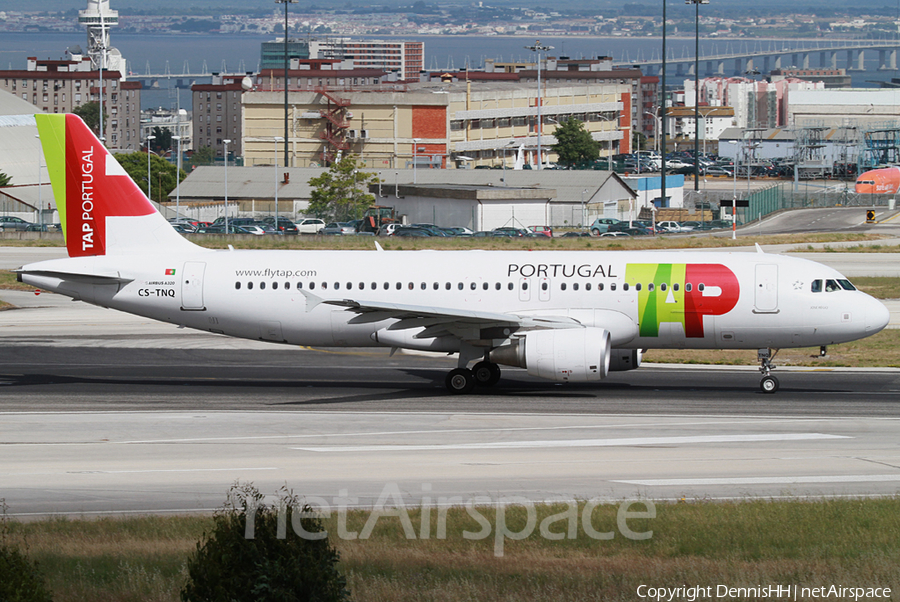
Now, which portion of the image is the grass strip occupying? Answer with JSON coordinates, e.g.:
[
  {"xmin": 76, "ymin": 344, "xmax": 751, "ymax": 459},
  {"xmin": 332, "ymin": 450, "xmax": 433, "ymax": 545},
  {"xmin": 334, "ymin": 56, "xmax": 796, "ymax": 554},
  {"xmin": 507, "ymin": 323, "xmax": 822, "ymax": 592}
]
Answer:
[{"xmin": 5, "ymin": 498, "xmax": 899, "ymax": 602}]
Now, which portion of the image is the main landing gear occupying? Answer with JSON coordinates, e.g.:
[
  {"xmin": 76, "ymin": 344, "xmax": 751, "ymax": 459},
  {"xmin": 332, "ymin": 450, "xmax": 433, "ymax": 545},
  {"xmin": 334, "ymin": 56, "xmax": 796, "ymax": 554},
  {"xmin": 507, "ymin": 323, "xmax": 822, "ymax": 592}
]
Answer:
[
  {"xmin": 445, "ymin": 356, "xmax": 502, "ymax": 394},
  {"xmin": 758, "ymin": 348, "xmax": 779, "ymax": 394}
]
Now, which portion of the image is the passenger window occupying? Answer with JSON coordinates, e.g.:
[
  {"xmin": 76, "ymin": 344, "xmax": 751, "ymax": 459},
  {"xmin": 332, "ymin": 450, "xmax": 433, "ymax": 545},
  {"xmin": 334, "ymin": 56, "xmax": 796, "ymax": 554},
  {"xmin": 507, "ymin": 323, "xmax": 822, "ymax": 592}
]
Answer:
[
  {"xmin": 561, "ymin": 283, "xmax": 567, "ymax": 291},
  {"xmin": 522, "ymin": 282, "xmax": 528, "ymax": 290},
  {"xmin": 610, "ymin": 283, "xmax": 616, "ymax": 291},
  {"xmin": 347, "ymin": 282, "xmax": 352, "ymax": 289},
  {"xmin": 507, "ymin": 283, "xmax": 514, "ymax": 290},
  {"xmin": 285, "ymin": 282, "xmax": 290, "ymax": 290},
  {"xmin": 359, "ymin": 283, "xmax": 364, "ymax": 290},
  {"xmin": 482, "ymin": 283, "xmax": 488, "ymax": 290},
  {"xmin": 660, "ymin": 283, "xmax": 666, "ymax": 291},
  {"xmin": 673, "ymin": 283, "xmax": 679, "ymax": 291},
  {"xmin": 598, "ymin": 283, "xmax": 604, "ymax": 291},
  {"xmin": 445, "ymin": 283, "xmax": 451, "ymax": 290},
  {"xmin": 433, "ymin": 283, "xmax": 439, "ymax": 290},
  {"xmin": 648, "ymin": 283, "xmax": 654, "ymax": 292},
  {"xmin": 322, "ymin": 282, "xmax": 328, "ymax": 289},
  {"xmin": 573, "ymin": 283, "xmax": 579, "ymax": 291},
  {"xmin": 260, "ymin": 282, "xmax": 266, "ymax": 290},
  {"xmin": 470, "ymin": 283, "xmax": 476, "ymax": 290},
  {"xmin": 698, "ymin": 283, "xmax": 705, "ymax": 292},
  {"xmin": 623, "ymin": 283, "xmax": 629, "ymax": 291},
  {"xmin": 635, "ymin": 283, "xmax": 642, "ymax": 291},
  {"xmin": 235, "ymin": 282, "xmax": 241, "ymax": 290},
  {"xmin": 458, "ymin": 283, "xmax": 463, "ymax": 290},
  {"xmin": 685, "ymin": 283, "xmax": 692, "ymax": 292},
  {"xmin": 825, "ymin": 279, "xmax": 840, "ymax": 292},
  {"xmin": 248, "ymin": 282, "xmax": 254, "ymax": 290},
  {"xmin": 421, "ymin": 283, "xmax": 427, "ymax": 290},
  {"xmin": 334, "ymin": 282, "xmax": 340, "ymax": 290},
  {"xmin": 396, "ymin": 282, "xmax": 401, "ymax": 290},
  {"xmin": 586, "ymin": 283, "xmax": 592, "ymax": 291},
  {"xmin": 811, "ymin": 279, "xmax": 822, "ymax": 293},
  {"xmin": 541, "ymin": 282, "xmax": 548, "ymax": 291},
  {"xmin": 495, "ymin": 283, "xmax": 501, "ymax": 290},
  {"xmin": 383, "ymin": 282, "xmax": 389, "ymax": 290},
  {"xmin": 309, "ymin": 283, "xmax": 315, "ymax": 290},
  {"xmin": 297, "ymin": 282, "xmax": 303, "ymax": 289},
  {"xmin": 273, "ymin": 282, "xmax": 279, "ymax": 290},
  {"xmin": 371, "ymin": 283, "xmax": 377, "ymax": 290},
  {"xmin": 408, "ymin": 283, "xmax": 414, "ymax": 290}
]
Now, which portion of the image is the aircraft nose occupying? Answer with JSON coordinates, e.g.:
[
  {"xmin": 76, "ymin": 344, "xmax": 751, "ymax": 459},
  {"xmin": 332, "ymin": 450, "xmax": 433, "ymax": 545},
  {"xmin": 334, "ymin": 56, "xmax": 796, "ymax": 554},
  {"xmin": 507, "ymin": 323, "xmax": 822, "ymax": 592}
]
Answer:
[{"xmin": 866, "ymin": 297, "xmax": 891, "ymax": 334}]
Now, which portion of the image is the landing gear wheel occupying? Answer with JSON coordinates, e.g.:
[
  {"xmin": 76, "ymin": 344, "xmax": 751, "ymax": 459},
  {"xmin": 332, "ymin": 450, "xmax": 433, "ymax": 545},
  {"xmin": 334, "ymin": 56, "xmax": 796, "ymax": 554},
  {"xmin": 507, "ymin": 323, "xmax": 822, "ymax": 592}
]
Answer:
[
  {"xmin": 446, "ymin": 368, "xmax": 476, "ymax": 394},
  {"xmin": 760, "ymin": 375, "xmax": 779, "ymax": 394},
  {"xmin": 472, "ymin": 361, "xmax": 501, "ymax": 387}
]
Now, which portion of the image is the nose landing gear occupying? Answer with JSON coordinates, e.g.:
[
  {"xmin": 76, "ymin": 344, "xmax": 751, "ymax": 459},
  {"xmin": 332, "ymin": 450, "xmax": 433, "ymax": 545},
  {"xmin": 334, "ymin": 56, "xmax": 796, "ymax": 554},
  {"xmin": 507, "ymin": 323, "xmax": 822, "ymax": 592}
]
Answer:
[{"xmin": 758, "ymin": 348, "xmax": 779, "ymax": 394}]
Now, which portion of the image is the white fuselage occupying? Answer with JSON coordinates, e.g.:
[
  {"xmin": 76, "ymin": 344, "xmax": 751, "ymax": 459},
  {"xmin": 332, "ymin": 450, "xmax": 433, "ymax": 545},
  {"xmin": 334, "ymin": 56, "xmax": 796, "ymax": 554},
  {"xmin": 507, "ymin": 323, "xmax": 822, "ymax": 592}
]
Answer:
[{"xmin": 21, "ymin": 248, "xmax": 889, "ymax": 353}]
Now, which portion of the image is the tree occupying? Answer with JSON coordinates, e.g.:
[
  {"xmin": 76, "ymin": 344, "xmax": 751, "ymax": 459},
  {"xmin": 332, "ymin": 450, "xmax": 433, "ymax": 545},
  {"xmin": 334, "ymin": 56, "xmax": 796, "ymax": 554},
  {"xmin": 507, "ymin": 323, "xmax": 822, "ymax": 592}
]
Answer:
[
  {"xmin": 150, "ymin": 126, "xmax": 172, "ymax": 154},
  {"xmin": 307, "ymin": 155, "xmax": 379, "ymax": 222},
  {"xmin": 188, "ymin": 146, "xmax": 217, "ymax": 169},
  {"xmin": 0, "ymin": 171, "xmax": 10, "ymax": 187},
  {"xmin": 115, "ymin": 151, "xmax": 185, "ymax": 204},
  {"xmin": 552, "ymin": 118, "xmax": 600, "ymax": 168},
  {"xmin": 181, "ymin": 483, "xmax": 349, "ymax": 602},
  {"xmin": 73, "ymin": 101, "xmax": 106, "ymax": 137}
]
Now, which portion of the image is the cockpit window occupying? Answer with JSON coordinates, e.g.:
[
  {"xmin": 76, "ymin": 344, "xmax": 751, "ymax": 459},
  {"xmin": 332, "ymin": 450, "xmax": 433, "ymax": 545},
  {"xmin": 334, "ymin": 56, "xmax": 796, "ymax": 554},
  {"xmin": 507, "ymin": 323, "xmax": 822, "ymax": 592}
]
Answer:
[
  {"xmin": 838, "ymin": 279, "xmax": 857, "ymax": 291},
  {"xmin": 824, "ymin": 279, "xmax": 840, "ymax": 292},
  {"xmin": 811, "ymin": 279, "xmax": 822, "ymax": 293}
]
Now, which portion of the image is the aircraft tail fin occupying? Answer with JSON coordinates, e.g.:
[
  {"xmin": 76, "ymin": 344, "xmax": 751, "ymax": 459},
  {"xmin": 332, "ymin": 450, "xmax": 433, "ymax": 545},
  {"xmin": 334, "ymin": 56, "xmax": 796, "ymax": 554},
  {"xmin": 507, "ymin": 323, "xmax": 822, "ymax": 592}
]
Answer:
[{"xmin": 35, "ymin": 113, "xmax": 200, "ymax": 258}]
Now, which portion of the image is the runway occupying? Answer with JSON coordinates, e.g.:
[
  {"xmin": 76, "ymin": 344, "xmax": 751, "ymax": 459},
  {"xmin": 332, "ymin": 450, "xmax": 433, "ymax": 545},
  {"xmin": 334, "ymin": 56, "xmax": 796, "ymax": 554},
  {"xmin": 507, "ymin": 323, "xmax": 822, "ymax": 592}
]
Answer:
[{"xmin": 2, "ymin": 248, "xmax": 900, "ymax": 517}]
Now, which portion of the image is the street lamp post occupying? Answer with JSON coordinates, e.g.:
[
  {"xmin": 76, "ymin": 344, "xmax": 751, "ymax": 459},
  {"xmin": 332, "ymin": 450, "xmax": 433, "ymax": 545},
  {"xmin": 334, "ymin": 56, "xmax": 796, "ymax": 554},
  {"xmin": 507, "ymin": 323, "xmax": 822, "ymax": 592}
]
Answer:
[
  {"xmin": 172, "ymin": 135, "xmax": 182, "ymax": 220},
  {"xmin": 145, "ymin": 135, "xmax": 156, "ymax": 201},
  {"xmin": 525, "ymin": 40, "xmax": 552, "ymax": 170},
  {"xmin": 223, "ymin": 139, "xmax": 231, "ymax": 231},
  {"xmin": 35, "ymin": 135, "xmax": 43, "ymax": 229},
  {"xmin": 686, "ymin": 0, "xmax": 710, "ymax": 192},
  {"xmin": 274, "ymin": 136, "xmax": 284, "ymax": 233},
  {"xmin": 275, "ymin": 0, "xmax": 297, "ymax": 168},
  {"xmin": 727, "ymin": 140, "xmax": 738, "ymax": 240}
]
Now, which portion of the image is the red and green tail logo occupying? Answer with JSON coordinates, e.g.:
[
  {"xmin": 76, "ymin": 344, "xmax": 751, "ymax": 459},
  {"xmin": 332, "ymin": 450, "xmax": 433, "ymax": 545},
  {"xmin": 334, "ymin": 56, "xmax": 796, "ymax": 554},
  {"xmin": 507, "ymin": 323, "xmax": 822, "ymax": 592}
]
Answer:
[
  {"xmin": 626, "ymin": 263, "xmax": 740, "ymax": 338},
  {"xmin": 34, "ymin": 114, "xmax": 157, "ymax": 258}
]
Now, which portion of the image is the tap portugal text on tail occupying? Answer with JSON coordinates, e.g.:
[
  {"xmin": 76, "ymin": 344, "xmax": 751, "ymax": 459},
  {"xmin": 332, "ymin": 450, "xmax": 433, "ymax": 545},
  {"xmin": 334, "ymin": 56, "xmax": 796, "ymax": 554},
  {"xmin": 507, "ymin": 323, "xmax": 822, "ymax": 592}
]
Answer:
[{"xmin": 17, "ymin": 114, "xmax": 891, "ymax": 394}]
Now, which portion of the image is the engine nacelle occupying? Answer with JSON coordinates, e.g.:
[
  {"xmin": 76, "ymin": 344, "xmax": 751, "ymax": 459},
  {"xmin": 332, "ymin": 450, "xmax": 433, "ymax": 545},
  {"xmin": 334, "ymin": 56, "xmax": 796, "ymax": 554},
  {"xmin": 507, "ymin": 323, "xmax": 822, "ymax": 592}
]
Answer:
[
  {"xmin": 608, "ymin": 348, "xmax": 642, "ymax": 372},
  {"xmin": 490, "ymin": 327, "xmax": 611, "ymax": 382}
]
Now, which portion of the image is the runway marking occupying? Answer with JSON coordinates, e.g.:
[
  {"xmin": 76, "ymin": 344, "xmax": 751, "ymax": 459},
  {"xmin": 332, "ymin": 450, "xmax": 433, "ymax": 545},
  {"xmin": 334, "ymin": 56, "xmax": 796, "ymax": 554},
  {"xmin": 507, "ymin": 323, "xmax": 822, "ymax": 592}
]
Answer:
[
  {"xmin": 613, "ymin": 474, "xmax": 900, "ymax": 486},
  {"xmin": 105, "ymin": 419, "xmax": 839, "ymax": 445},
  {"xmin": 291, "ymin": 433, "xmax": 849, "ymax": 453},
  {"xmin": 62, "ymin": 467, "xmax": 279, "ymax": 475}
]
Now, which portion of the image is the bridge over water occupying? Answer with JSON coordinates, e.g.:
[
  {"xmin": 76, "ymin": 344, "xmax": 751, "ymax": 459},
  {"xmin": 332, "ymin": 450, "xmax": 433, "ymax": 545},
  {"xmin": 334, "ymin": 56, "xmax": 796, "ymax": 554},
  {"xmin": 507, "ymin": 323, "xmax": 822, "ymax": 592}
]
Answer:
[{"xmin": 613, "ymin": 40, "xmax": 900, "ymax": 77}]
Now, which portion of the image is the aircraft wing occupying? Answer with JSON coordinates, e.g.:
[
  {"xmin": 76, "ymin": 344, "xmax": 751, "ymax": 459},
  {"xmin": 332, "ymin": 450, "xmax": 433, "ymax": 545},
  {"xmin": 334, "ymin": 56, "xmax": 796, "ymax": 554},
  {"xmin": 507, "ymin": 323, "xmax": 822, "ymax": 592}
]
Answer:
[{"xmin": 301, "ymin": 290, "xmax": 580, "ymax": 339}]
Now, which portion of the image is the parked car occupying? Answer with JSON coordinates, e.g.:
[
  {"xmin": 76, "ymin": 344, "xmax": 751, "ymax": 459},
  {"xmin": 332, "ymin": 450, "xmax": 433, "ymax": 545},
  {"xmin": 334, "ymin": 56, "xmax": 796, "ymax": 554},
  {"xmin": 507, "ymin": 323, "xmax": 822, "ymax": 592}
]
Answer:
[
  {"xmin": 704, "ymin": 166, "xmax": 733, "ymax": 177},
  {"xmin": 0, "ymin": 216, "xmax": 34, "ymax": 231},
  {"xmin": 377, "ymin": 223, "xmax": 399, "ymax": 236},
  {"xmin": 269, "ymin": 217, "xmax": 299, "ymax": 235},
  {"xmin": 528, "ymin": 225, "xmax": 553, "ymax": 238},
  {"xmin": 656, "ymin": 220, "xmax": 683, "ymax": 233},
  {"xmin": 491, "ymin": 227, "xmax": 531, "ymax": 237},
  {"xmin": 392, "ymin": 226, "xmax": 433, "ymax": 237},
  {"xmin": 442, "ymin": 227, "xmax": 474, "ymax": 237},
  {"xmin": 589, "ymin": 218, "xmax": 624, "ymax": 236},
  {"xmin": 599, "ymin": 231, "xmax": 629, "ymax": 238},
  {"xmin": 320, "ymin": 222, "xmax": 357, "ymax": 235},
  {"xmin": 561, "ymin": 231, "xmax": 591, "ymax": 237},
  {"xmin": 295, "ymin": 218, "xmax": 326, "ymax": 234}
]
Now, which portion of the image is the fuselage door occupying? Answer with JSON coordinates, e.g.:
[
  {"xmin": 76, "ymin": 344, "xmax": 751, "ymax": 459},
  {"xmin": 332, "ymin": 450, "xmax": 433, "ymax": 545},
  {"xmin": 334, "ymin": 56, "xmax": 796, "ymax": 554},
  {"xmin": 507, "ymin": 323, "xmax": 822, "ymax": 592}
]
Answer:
[
  {"xmin": 181, "ymin": 261, "xmax": 206, "ymax": 310},
  {"xmin": 754, "ymin": 264, "xmax": 778, "ymax": 313}
]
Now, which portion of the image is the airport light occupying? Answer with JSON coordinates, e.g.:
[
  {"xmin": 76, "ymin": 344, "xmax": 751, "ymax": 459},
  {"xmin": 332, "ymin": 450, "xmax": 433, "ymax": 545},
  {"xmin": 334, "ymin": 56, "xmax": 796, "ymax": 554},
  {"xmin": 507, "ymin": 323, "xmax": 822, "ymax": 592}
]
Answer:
[
  {"xmin": 686, "ymin": 0, "xmax": 710, "ymax": 192},
  {"xmin": 145, "ymin": 135, "xmax": 155, "ymax": 201},
  {"xmin": 275, "ymin": 0, "xmax": 297, "ymax": 168},
  {"xmin": 223, "ymin": 139, "xmax": 231, "ymax": 231},
  {"xmin": 173, "ymin": 135, "xmax": 182, "ymax": 220},
  {"xmin": 524, "ymin": 40, "xmax": 553, "ymax": 170},
  {"xmin": 274, "ymin": 136, "xmax": 284, "ymax": 233}
]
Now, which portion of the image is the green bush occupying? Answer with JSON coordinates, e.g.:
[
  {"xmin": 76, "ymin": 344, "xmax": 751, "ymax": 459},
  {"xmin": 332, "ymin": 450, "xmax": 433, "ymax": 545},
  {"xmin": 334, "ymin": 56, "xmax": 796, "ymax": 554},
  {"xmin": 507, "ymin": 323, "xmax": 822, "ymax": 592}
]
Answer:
[
  {"xmin": 181, "ymin": 483, "xmax": 350, "ymax": 602},
  {"xmin": 0, "ymin": 499, "xmax": 53, "ymax": 602}
]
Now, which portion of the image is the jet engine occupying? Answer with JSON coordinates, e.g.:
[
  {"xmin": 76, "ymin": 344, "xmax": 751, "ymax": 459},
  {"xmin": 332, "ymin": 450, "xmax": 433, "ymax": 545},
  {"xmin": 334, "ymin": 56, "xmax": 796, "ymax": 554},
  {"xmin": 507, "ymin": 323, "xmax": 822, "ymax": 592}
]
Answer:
[
  {"xmin": 489, "ymin": 327, "xmax": 611, "ymax": 382},
  {"xmin": 608, "ymin": 348, "xmax": 642, "ymax": 372}
]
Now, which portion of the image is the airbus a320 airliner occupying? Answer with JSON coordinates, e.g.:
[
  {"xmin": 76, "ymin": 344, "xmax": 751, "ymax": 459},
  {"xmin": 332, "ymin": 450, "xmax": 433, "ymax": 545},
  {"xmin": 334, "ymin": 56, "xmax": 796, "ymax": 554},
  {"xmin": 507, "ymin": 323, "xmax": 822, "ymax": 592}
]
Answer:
[{"xmin": 18, "ymin": 114, "xmax": 890, "ymax": 393}]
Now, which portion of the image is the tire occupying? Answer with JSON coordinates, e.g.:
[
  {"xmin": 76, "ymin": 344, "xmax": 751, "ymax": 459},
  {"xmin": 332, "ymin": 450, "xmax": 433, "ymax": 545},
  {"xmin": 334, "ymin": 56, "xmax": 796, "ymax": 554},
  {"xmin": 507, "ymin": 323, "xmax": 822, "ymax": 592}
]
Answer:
[
  {"xmin": 760, "ymin": 375, "xmax": 779, "ymax": 394},
  {"xmin": 472, "ymin": 361, "xmax": 501, "ymax": 387},
  {"xmin": 446, "ymin": 368, "xmax": 475, "ymax": 394},
  {"xmin": 591, "ymin": 229, "xmax": 601, "ymax": 237}
]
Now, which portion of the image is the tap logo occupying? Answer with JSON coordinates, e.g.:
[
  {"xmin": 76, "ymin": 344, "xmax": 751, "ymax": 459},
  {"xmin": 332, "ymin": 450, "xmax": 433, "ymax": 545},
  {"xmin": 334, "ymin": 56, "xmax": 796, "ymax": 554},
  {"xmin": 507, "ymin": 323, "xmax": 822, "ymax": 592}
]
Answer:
[{"xmin": 626, "ymin": 263, "xmax": 740, "ymax": 338}]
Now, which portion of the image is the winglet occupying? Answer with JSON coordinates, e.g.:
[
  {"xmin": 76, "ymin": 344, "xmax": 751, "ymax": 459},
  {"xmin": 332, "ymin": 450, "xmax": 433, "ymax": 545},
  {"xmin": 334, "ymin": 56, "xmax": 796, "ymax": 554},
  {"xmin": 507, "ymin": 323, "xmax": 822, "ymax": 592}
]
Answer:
[
  {"xmin": 298, "ymin": 288, "xmax": 324, "ymax": 312},
  {"xmin": 375, "ymin": 241, "xmax": 385, "ymax": 252},
  {"xmin": 755, "ymin": 243, "xmax": 764, "ymax": 254}
]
